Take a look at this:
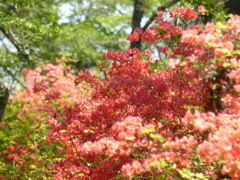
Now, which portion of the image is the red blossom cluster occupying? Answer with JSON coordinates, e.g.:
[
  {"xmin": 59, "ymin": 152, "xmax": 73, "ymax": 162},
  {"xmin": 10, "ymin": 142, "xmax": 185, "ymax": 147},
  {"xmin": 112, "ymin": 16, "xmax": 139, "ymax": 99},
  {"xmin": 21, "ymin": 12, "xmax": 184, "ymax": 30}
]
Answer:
[
  {"xmin": 4, "ymin": 144, "xmax": 37, "ymax": 163},
  {"xmin": 0, "ymin": 61, "xmax": 91, "ymax": 179},
  {"xmin": 14, "ymin": 61, "xmax": 88, "ymax": 119},
  {"xmin": 36, "ymin": 6, "xmax": 239, "ymax": 179},
  {"xmin": 31, "ymin": 7, "xmax": 239, "ymax": 179},
  {"xmin": 169, "ymin": 7, "xmax": 197, "ymax": 19},
  {"xmin": 127, "ymin": 27, "xmax": 142, "ymax": 42}
]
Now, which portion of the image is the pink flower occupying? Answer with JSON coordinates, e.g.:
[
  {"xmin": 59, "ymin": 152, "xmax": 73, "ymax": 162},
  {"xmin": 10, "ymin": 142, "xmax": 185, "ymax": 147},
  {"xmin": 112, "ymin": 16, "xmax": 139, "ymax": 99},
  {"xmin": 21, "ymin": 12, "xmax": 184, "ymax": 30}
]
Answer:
[
  {"xmin": 198, "ymin": 6, "xmax": 206, "ymax": 15},
  {"xmin": 227, "ymin": 15, "xmax": 240, "ymax": 33},
  {"xmin": 143, "ymin": 49, "xmax": 152, "ymax": 56},
  {"xmin": 21, "ymin": 68, "xmax": 28, "ymax": 75},
  {"xmin": 158, "ymin": 11, "xmax": 164, "ymax": 18}
]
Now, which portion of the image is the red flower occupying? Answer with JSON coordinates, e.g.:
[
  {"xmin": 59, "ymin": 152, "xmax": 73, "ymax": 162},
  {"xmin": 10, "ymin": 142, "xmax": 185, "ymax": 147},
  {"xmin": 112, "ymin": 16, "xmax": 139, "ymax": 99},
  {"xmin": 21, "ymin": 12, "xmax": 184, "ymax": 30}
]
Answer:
[
  {"xmin": 32, "ymin": 79, "xmax": 48, "ymax": 93},
  {"xmin": 127, "ymin": 27, "xmax": 142, "ymax": 42}
]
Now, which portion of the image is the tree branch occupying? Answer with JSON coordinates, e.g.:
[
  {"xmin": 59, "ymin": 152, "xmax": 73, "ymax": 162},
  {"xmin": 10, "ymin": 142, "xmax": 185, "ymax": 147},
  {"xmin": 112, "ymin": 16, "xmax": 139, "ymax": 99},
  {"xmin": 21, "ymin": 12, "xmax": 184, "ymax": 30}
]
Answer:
[
  {"xmin": 0, "ymin": 27, "xmax": 29, "ymax": 61},
  {"xmin": 0, "ymin": 78, "xmax": 9, "ymax": 121},
  {"xmin": 0, "ymin": 39, "xmax": 26, "ymax": 89}
]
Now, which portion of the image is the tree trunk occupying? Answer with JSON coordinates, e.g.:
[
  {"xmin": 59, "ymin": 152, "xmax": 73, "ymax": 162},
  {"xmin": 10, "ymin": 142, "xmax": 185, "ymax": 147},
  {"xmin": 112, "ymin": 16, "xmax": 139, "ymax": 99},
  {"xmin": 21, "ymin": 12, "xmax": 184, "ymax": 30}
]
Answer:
[
  {"xmin": 130, "ymin": 0, "xmax": 144, "ymax": 49},
  {"xmin": 0, "ymin": 79, "xmax": 9, "ymax": 121},
  {"xmin": 225, "ymin": 0, "xmax": 240, "ymax": 15}
]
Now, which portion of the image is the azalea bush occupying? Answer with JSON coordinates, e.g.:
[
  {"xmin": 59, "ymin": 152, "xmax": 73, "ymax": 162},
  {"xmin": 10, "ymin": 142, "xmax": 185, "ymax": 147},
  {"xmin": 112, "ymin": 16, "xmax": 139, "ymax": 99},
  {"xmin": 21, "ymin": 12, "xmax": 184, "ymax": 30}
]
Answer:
[
  {"xmin": 0, "ymin": 61, "xmax": 92, "ymax": 179},
  {"xmin": 1, "ymin": 6, "xmax": 240, "ymax": 180}
]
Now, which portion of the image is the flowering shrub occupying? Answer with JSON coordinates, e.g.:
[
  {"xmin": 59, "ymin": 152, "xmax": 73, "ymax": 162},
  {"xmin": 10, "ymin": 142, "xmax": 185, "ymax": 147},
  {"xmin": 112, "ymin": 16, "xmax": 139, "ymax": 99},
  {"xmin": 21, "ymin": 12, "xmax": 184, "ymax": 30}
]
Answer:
[
  {"xmin": 0, "ymin": 61, "xmax": 91, "ymax": 179},
  {"xmin": 1, "ymin": 6, "xmax": 240, "ymax": 180}
]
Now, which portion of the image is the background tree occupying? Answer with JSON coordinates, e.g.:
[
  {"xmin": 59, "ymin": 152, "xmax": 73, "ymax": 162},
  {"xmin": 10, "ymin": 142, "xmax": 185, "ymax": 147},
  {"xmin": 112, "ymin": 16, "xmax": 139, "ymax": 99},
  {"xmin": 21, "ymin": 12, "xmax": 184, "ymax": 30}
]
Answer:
[
  {"xmin": 225, "ymin": 0, "xmax": 240, "ymax": 15},
  {"xmin": 0, "ymin": 0, "xmax": 59, "ymax": 120}
]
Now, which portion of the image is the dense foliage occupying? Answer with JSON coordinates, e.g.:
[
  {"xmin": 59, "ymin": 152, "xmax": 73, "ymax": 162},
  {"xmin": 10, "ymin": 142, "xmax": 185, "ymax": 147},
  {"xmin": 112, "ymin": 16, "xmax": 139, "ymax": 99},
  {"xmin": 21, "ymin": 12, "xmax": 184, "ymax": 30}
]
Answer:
[{"xmin": 1, "ymin": 5, "xmax": 240, "ymax": 180}]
